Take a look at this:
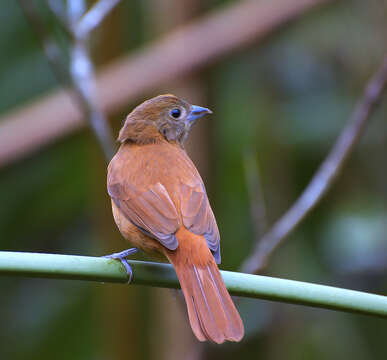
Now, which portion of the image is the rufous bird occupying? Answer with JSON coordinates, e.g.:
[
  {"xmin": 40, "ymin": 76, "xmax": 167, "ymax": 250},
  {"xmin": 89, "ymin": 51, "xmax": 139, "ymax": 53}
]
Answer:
[{"xmin": 107, "ymin": 94, "xmax": 244, "ymax": 343}]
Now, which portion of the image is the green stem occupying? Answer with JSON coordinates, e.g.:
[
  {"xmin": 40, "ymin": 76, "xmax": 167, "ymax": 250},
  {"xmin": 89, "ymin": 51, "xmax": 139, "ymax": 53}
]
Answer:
[{"xmin": 1, "ymin": 251, "xmax": 386, "ymax": 318}]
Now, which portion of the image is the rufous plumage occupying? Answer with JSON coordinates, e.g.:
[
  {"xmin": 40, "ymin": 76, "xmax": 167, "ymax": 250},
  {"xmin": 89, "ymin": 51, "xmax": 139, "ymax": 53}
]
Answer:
[{"xmin": 107, "ymin": 94, "xmax": 244, "ymax": 343}]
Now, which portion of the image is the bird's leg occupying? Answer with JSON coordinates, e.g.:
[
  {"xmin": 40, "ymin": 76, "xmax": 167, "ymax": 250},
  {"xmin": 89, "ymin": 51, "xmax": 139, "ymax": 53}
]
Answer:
[{"xmin": 102, "ymin": 248, "xmax": 139, "ymax": 283}]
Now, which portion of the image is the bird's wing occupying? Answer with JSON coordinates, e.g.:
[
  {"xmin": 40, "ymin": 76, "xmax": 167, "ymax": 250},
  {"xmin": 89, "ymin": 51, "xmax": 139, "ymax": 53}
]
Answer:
[
  {"xmin": 179, "ymin": 182, "xmax": 221, "ymax": 264},
  {"xmin": 108, "ymin": 179, "xmax": 221, "ymax": 262},
  {"xmin": 107, "ymin": 143, "xmax": 220, "ymax": 262},
  {"xmin": 108, "ymin": 181, "xmax": 180, "ymax": 250}
]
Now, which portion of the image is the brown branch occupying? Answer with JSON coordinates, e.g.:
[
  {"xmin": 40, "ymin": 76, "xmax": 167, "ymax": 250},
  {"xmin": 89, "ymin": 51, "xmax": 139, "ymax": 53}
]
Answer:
[
  {"xmin": 241, "ymin": 56, "xmax": 387, "ymax": 274},
  {"xmin": 0, "ymin": 0, "xmax": 335, "ymax": 168}
]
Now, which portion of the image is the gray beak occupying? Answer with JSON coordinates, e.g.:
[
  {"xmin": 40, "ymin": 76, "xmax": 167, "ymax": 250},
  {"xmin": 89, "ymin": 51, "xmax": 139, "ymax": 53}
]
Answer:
[{"xmin": 187, "ymin": 105, "xmax": 212, "ymax": 123}]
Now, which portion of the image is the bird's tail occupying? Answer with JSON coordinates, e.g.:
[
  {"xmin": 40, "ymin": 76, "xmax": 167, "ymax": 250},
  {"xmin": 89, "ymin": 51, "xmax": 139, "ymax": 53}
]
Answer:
[{"xmin": 166, "ymin": 229, "xmax": 244, "ymax": 344}]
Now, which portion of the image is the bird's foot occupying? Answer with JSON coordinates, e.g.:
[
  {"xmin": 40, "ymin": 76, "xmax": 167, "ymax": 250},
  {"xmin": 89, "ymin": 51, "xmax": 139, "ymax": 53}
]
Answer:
[{"xmin": 102, "ymin": 248, "xmax": 139, "ymax": 283}]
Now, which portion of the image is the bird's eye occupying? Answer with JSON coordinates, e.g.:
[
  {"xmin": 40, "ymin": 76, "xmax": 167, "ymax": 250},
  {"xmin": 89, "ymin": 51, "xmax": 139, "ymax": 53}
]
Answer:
[{"xmin": 170, "ymin": 108, "xmax": 181, "ymax": 119}]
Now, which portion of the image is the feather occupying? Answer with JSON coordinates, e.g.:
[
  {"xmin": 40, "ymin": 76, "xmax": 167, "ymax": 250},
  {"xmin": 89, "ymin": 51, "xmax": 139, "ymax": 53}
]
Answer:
[
  {"xmin": 180, "ymin": 183, "xmax": 221, "ymax": 263},
  {"xmin": 109, "ymin": 183, "xmax": 180, "ymax": 250},
  {"xmin": 107, "ymin": 94, "xmax": 244, "ymax": 343},
  {"xmin": 107, "ymin": 141, "xmax": 220, "ymax": 259},
  {"xmin": 166, "ymin": 228, "xmax": 244, "ymax": 344}
]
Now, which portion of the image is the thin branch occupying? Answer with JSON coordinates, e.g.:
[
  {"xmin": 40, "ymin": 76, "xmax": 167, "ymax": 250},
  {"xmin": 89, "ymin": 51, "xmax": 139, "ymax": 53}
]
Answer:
[
  {"xmin": 1, "ymin": 0, "xmax": 336, "ymax": 168},
  {"xmin": 65, "ymin": 0, "xmax": 117, "ymax": 160},
  {"xmin": 76, "ymin": 0, "xmax": 121, "ymax": 38},
  {"xmin": 46, "ymin": 0, "xmax": 74, "ymax": 37},
  {"xmin": 67, "ymin": 0, "xmax": 86, "ymax": 25},
  {"xmin": 241, "ymin": 56, "xmax": 387, "ymax": 274},
  {"xmin": 19, "ymin": 0, "xmax": 117, "ymax": 161},
  {"xmin": 0, "ymin": 251, "xmax": 387, "ymax": 318},
  {"xmin": 243, "ymin": 149, "xmax": 267, "ymax": 238}
]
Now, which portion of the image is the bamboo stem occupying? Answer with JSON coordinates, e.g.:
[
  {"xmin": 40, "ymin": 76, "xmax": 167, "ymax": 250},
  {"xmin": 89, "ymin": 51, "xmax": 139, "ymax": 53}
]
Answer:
[{"xmin": 1, "ymin": 251, "xmax": 386, "ymax": 318}]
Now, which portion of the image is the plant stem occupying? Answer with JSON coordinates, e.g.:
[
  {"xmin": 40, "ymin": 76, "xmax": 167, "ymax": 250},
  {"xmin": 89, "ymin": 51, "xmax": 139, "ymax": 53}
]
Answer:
[
  {"xmin": 1, "ymin": 251, "xmax": 386, "ymax": 318},
  {"xmin": 242, "ymin": 55, "xmax": 387, "ymax": 274}
]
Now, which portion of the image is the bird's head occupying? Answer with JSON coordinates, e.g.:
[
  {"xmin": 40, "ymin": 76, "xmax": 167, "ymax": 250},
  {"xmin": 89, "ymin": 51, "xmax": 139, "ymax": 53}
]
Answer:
[{"xmin": 118, "ymin": 94, "xmax": 212, "ymax": 145}]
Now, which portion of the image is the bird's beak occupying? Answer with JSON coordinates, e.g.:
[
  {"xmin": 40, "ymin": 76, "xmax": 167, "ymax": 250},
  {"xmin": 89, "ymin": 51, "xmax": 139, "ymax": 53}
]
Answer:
[{"xmin": 187, "ymin": 105, "xmax": 212, "ymax": 123}]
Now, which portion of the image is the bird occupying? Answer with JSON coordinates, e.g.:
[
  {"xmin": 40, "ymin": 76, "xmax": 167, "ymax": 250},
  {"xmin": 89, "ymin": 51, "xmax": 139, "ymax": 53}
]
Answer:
[{"xmin": 106, "ymin": 94, "xmax": 244, "ymax": 344}]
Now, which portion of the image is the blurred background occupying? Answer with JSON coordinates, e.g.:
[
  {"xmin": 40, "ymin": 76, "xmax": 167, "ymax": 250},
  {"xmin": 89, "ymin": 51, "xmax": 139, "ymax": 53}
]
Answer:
[{"xmin": 0, "ymin": 0, "xmax": 387, "ymax": 359}]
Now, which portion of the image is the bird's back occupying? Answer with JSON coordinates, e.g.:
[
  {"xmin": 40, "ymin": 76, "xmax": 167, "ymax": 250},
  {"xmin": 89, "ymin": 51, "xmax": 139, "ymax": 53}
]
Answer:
[{"xmin": 108, "ymin": 141, "xmax": 202, "ymax": 203}]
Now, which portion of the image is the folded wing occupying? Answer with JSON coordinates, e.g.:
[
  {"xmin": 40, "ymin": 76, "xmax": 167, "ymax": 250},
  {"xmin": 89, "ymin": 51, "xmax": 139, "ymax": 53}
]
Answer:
[
  {"xmin": 107, "ymin": 144, "xmax": 221, "ymax": 262},
  {"xmin": 108, "ymin": 182, "xmax": 180, "ymax": 250},
  {"xmin": 179, "ymin": 183, "xmax": 221, "ymax": 263}
]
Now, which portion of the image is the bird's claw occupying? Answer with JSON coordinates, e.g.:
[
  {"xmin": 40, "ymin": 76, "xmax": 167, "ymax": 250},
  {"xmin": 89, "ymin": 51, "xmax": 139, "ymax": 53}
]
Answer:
[{"xmin": 102, "ymin": 248, "xmax": 138, "ymax": 284}]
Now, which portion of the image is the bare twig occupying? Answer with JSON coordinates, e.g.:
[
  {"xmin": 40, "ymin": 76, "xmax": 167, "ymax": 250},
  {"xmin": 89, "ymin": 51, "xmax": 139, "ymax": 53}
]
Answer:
[
  {"xmin": 241, "ymin": 56, "xmax": 387, "ymax": 274},
  {"xmin": 65, "ymin": 0, "xmax": 117, "ymax": 160},
  {"xmin": 18, "ymin": 0, "xmax": 117, "ymax": 161},
  {"xmin": 1, "ymin": 0, "xmax": 335, "ymax": 168},
  {"xmin": 46, "ymin": 0, "xmax": 73, "ymax": 36},
  {"xmin": 243, "ymin": 149, "xmax": 268, "ymax": 238},
  {"xmin": 76, "ymin": 0, "xmax": 121, "ymax": 38}
]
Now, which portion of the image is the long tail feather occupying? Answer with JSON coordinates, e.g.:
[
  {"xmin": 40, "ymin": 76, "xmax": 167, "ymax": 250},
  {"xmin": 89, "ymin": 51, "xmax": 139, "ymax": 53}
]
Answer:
[{"xmin": 167, "ymin": 244, "xmax": 244, "ymax": 343}]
